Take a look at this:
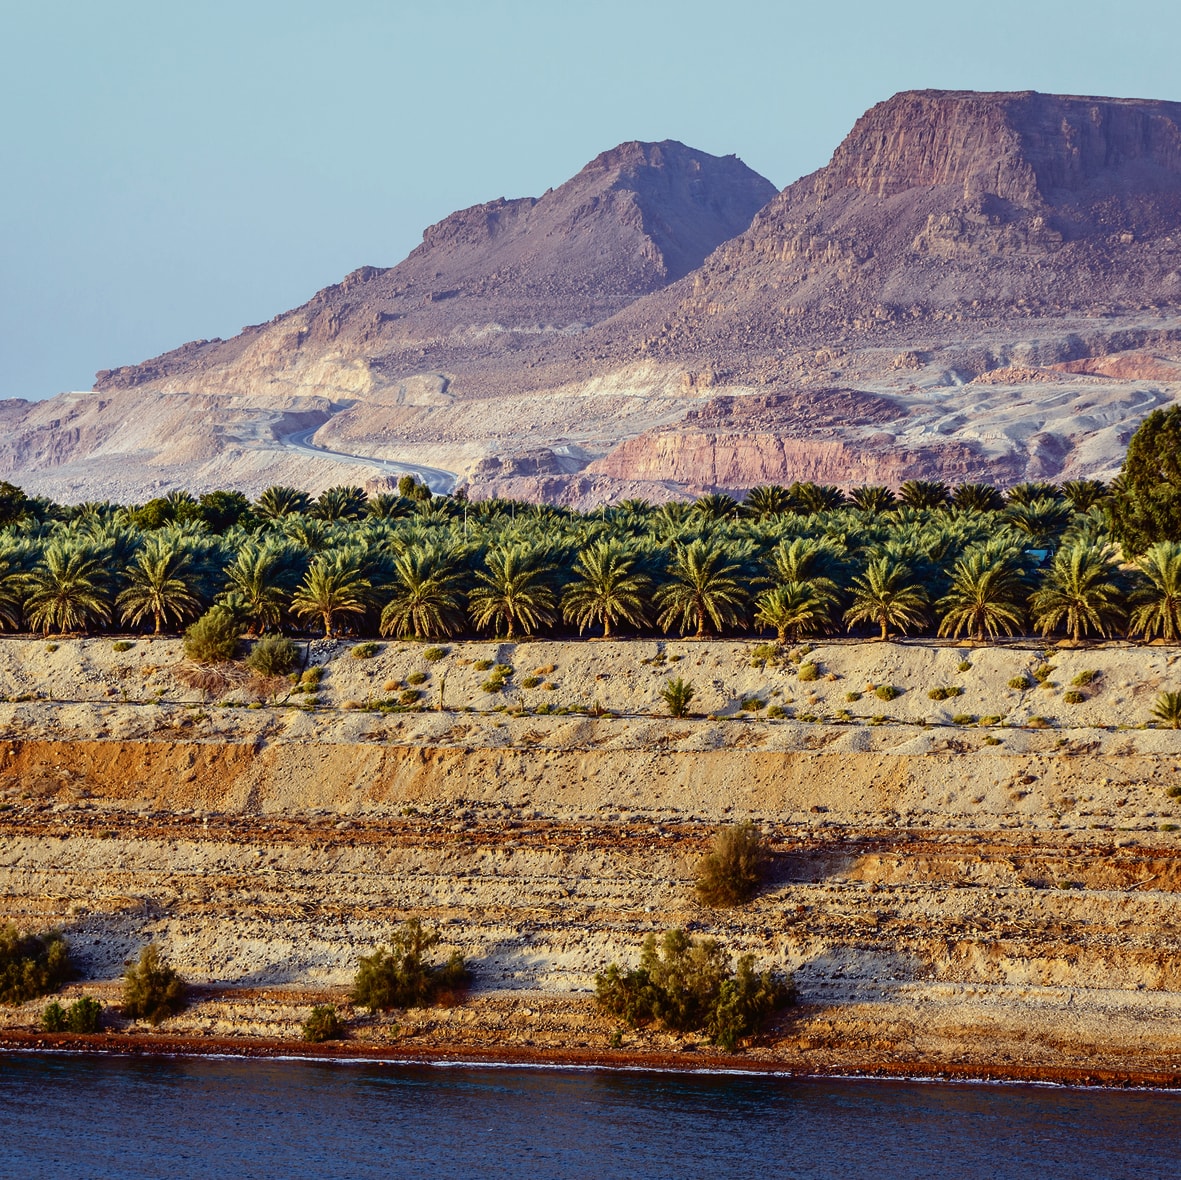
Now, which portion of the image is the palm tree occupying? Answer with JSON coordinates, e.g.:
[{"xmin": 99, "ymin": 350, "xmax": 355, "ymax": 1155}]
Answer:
[
  {"xmin": 0, "ymin": 545, "xmax": 29, "ymax": 630},
  {"xmin": 468, "ymin": 544, "xmax": 557, "ymax": 639},
  {"xmin": 1003, "ymin": 498, "xmax": 1074, "ymax": 549},
  {"xmin": 844, "ymin": 556, "xmax": 928, "ymax": 640},
  {"xmin": 655, "ymin": 539, "xmax": 748, "ymax": 638},
  {"xmin": 313, "ymin": 486, "xmax": 367, "ymax": 522},
  {"xmin": 1030, "ymin": 543, "xmax": 1125, "ymax": 641},
  {"xmin": 790, "ymin": 482, "xmax": 845, "ymax": 513},
  {"xmin": 379, "ymin": 544, "xmax": 467, "ymax": 639},
  {"xmin": 1060, "ymin": 479, "xmax": 1110, "ymax": 514},
  {"xmin": 291, "ymin": 550, "xmax": 372, "ymax": 636},
  {"xmin": 951, "ymin": 483, "xmax": 1005, "ymax": 512},
  {"xmin": 898, "ymin": 480, "xmax": 949, "ymax": 509},
  {"xmin": 742, "ymin": 485, "xmax": 793, "ymax": 520},
  {"xmin": 255, "ymin": 486, "xmax": 312, "ymax": 519},
  {"xmin": 1130, "ymin": 541, "xmax": 1181, "ymax": 642},
  {"xmin": 116, "ymin": 537, "xmax": 202, "ymax": 633},
  {"xmin": 692, "ymin": 493, "xmax": 740, "ymax": 522},
  {"xmin": 561, "ymin": 541, "xmax": 651, "ymax": 638},
  {"xmin": 936, "ymin": 547, "xmax": 1027, "ymax": 640},
  {"xmin": 754, "ymin": 582, "xmax": 832, "ymax": 643},
  {"xmin": 221, "ymin": 540, "xmax": 303, "ymax": 632},
  {"xmin": 1006, "ymin": 481, "xmax": 1063, "ymax": 507},
  {"xmin": 23, "ymin": 542, "xmax": 111, "ymax": 634},
  {"xmin": 849, "ymin": 485, "xmax": 897, "ymax": 513},
  {"xmin": 766, "ymin": 537, "xmax": 843, "ymax": 597},
  {"xmin": 366, "ymin": 493, "xmax": 414, "ymax": 521}
]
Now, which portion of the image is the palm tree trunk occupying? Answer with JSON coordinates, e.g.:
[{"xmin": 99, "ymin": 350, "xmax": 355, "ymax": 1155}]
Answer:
[{"xmin": 879, "ymin": 618, "xmax": 888, "ymax": 640}]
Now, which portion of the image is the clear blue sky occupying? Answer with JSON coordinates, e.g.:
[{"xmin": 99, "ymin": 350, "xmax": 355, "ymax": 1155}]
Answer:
[{"xmin": 2, "ymin": 0, "xmax": 1177, "ymax": 400}]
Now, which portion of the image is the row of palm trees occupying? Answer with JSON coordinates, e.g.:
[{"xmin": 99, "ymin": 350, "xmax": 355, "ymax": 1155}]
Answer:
[{"xmin": 0, "ymin": 478, "xmax": 1176, "ymax": 644}]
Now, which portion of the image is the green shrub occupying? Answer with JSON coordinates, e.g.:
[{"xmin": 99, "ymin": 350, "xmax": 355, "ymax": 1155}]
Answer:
[
  {"xmin": 399, "ymin": 688, "xmax": 422, "ymax": 705},
  {"xmin": 766, "ymin": 705, "xmax": 787, "ymax": 719},
  {"xmin": 1008, "ymin": 676, "xmax": 1030, "ymax": 690},
  {"xmin": 874, "ymin": 685, "xmax": 900, "ymax": 701},
  {"xmin": 351, "ymin": 919, "xmax": 469, "ymax": 1012},
  {"xmin": 520, "ymin": 675, "xmax": 542, "ymax": 689},
  {"xmin": 406, "ymin": 670, "xmax": 428, "ymax": 686},
  {"xmin": 112, "ymin": 640, "xmax": 134, "ymax": 653},
  {"xmin": 951, "ymin": 713, "xmax": 977, "ymax": 725},
  {"xmin": 1063, "ymin": 690, "xmax": 1085, "ymax": 704},
  {"xmin": 122, "ymin": 945, "xmax": 187, "ymax": 1025},
  {"xmin": 422, "ymin": 646, "xmax": 448, "ymax": 662},
  {"xmin": 695, "ymin": 822, "xmax": 769, "ymax": 907},
  {"xmin": 739, "ymin": 696, "xmax": 765, "ymax": 712},
  {"xmin": 595, "ymin": 928, "xmax": 793, "ymax": 1052},
  {"xmin": 1151, "ymin": 692, "xmax": 1181, "ymax": 729},
  {"xmin": 1032, "ymin": 663, "xmax": 1056, "ymax": 683},
  {"xmin": 928, "ymin": 686, "xmax": 963, "ymax": 701},
  {"xmin": 660, "ymin": 677, "xmax": 696, "ymax": 718},
  {"xmin": 958, "ymin": 660, "xmax": 972, "ymax": 672},
  {"xmin": 1167, "ymin": 784, "xmax": 1181, "ymax": 798},
  {"xmin": 1072, "ymin": 670, "xmax": 1099, "ymax": 687},
  {"xmin": 0, "ymin": 925, "xmax": 74, "ymax": 1004},
  {"xmin": 797, "ymin": 663, "xmax": 820, "ymax": 682},
  {"xmin": 300, "ymin": 665, "xmax": 324, "ymax": 688},
  {"xmin": 473, "ymin": 658, "xmax": 494, "ymax": 671},
  {"xmin": 351, "ymin": 642, "xmax": 380, "ymax": 660},
  {"xmin": 245, "ymin": 635, "xmax": 299, "ymax": 677},
  {"xmin": 44, "ymin": 642, "xmax": 58, "ymax": 653},
  {"xmin": 845, "ymin": 691, "xmax": 862, "ymax": 702},
  {"xmin": 302, "ymin": 1004, "xmax": 344, "ymax": 1042},
  {"xmin": 44, "ymin": 995, "xmax": 102, "ymax": 1033},
  {"xmin": 183, "ymin": 607, "xmax": 242, "ymax": 664}
]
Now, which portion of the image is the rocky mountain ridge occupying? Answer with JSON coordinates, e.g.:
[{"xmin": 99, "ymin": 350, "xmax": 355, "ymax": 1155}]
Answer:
[{"xmin": 4, "ymin": 90, "xmax": 1181, "ymax": 504}]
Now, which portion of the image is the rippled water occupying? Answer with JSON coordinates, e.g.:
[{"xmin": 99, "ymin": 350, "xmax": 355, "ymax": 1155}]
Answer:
[{"xmin": 1, "ymin": 1053, "xmax": 1177, "ymax": 1179}]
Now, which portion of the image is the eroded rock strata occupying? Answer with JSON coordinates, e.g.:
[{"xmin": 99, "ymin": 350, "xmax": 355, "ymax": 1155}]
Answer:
[{"xmin": 2, "ymin": 637, "xmax": 1180, "ymax": 1081}]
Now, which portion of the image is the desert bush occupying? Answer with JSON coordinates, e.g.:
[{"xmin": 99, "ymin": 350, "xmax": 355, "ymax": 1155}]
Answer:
[
  {"xmin": 300, "ymin": 665, "xmax": 324, "ymax": 688},
  {"xmin": 245, "ymin": 635, "xmax": 299, "ymax": 676},
  {"xmin": 406, "ymin": 670, "xmax": 428, "ymax": 685},
  {"xmin": 473, "ymin": 658, "xmax": 494, "ymax": 671},
  {"xmin": 422, "ymin": 646, "xmax": 448, "ymax": 662},
  {"xmin": 302, "ymin": 1004, "xmax": 344, "ymax": 1042},
  {"xmin": 951, "ymin": 713, "xmax": 978, "ymax": 725},
  {"xmin": 122, "ymin": 945, "xmax": 187, "ymax": 1025},
  {"xmin": 928, "ymin": 686, "xmax": 963, "ymax": 700},
  {"xmin": 958, "ymin": 660, "xmax": 972, "ymax": 672},
  {"xmin": 1063, "ymin": 690, "xmax": 1085, "ymax": 704},
  {"xmin": 1032, "ymin": 663, "xmax": 1056, "ymax": 683},
  {"xmin": 1071, "ymin": 670, "xmax": 1099, "ymax": 687},
  {"xmin": 399, "ymin": 688, "xmax": 422, "ymax": 705},
  {"xmin": 845, "ymin": 691, "xmax": 862, "ymax": 702},
  {"xmin": 351, "ymin": 642, "xmax": 380, "ymax": 660},
  {"xmin": 595, "ymin": 928, "xmax": 794, "ymax": 1052},
  {"xmin": 0, "ymin": 926, "xmax": 74, "ymax": 1004},
  {"xmin": 112, "ymin": 640, "xmax": 134, "ymax": 653},
  {"xmin": 797, "ymin": 662, "xmax": 820, "ymax": 682},
  {"xmin": 1009, "ymin": 675, "xmax": 1031, "ymax": 690},
  {"xmin": 766, "ymin": 705, "xmax": 787, "ymax": 719},
  {"xmin": 520, "ymin": 675, "xmax": 542, "ymax": 689},
  {"xmin": 874, "ymin": 685, "xmax": 900, "ymax": 701},
  {"xmin": 1151, "ymin": 691, "xmax": 1181, "ymax": 729},
  {"xmin": 183, "ymin": 607, "xmax": 242, "ymax": 664},
  {"xmin": 695, "ymin": 822, "xmax": 770, "ymax": 907},
  {"xmin": 660, "ymin": 677, "xmax": 696, "ymax": 718},
  {"xmin": 43, "ymin": 996, "xmax": 101, "ymax": 1033},
  {"xmin": 739, "ymin": 696, "xmax": 765, "ymax": 712},
  {"xmin": 351, "ymin": 918, "xmax": 468, "ymax": 1012}
]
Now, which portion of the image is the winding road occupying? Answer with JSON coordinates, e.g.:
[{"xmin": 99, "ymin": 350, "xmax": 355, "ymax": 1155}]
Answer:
[{"xmin": 279, "ymin": 426, "xmax": 458, "ymax": 494}]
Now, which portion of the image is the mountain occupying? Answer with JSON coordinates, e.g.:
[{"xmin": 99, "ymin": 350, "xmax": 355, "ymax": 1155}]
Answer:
[{"xmin": 5, "ymin": 93, "xmax": 1181, "ymax": 504}]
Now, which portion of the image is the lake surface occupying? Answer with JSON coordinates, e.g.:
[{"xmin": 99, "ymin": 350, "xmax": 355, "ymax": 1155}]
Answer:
[{"xmin": 1, "ymin": 1053, "xmax": 1177, "ymax": 1179}]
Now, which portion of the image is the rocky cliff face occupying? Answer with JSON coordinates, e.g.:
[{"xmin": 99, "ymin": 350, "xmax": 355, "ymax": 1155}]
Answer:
[{"xmin": 7, "ymin": 92, "xmax": 1181, "ymax": 504}]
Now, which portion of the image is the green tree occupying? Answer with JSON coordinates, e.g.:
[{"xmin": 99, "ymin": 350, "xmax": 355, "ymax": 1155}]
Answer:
[
  {"xmin": 754, "ymin": 582, "xmax": 832, "ymax": 643},
  {"xmin": 741, "ymin": 485, "xmax": 793, "ymax": 520},
  {"xmin": 117, "ymin": 536, "xmax": 202, "ymax": 633},
  {"xmin": 692, "ymin": 493, "xmax": 740, "ymax": 521},
  {"xmin": 468, "ymin": 544, "xmax": 557, "ymax": 639},
  {"xmin": 122, "ymin": 945, "xmax": 187, "ymax": 1025},
  {"xmin": 951, "ymin": 483, "xmax": 1005, "ymax": 512},
  {"xmin": 936, "ymin": 547, "xmax": 1027, "ymax": 641},
  {"xmin": 222, "ymin": 540, "xmax": 304, "ymax": 632},
  {"xmin": 1030, "ymin": 543, "xmax": 1125, "ymax": 641},
  {"xmin": 1003, "ymin": 498, "xmax": 1074, "ymax": 549},
  {"xmin": 351, "ymin": 919, "xmax": 468, "ymax": 1011},
  {"xmin": 844, "ymin": 556, "xmax": 928, "ymax": 640},
  {"xmin": 313, "ymin": 485, "xmax": 367, "ymax": 522},
  {"xmin": 379, "ymin": 544, "xmax": 467, "ymax": 639},
  {"xmin": 561, "ymin": 541, "xmax": 650, "ymax": 638},
  {"xmin": 1107, "ymin": 407, "xmax": 1181, "ymax": 551},
  {"xmin": 849, "ymin": 485, "xmax": 897, "ymax": 513},
  {"xmin": 659, "ymin": 676, "xmax": 696, "ymax": 718},
  {"xmin": 898, "ymin": 480, "xmax": 949, "ymax": 509},
  {"xmin": 655, "ymin": 539, "xmax": 748, "ymax": 638},
  {"xmin": 23, "ymin": 543, "xmax": 111, "ymax": 634},
  {"xmin": 1129, "ymin": 541, "xmax": 1181, "ymax": 642},
  {"xmin": 255, "ymin": 485, "xmax": 312, "ymax": 519},
  {"xmin": 695, "ymin": 823, "xmax": 769, "ymax": 906},
  {"xmin": 292, "ymin": 550, "xmax": 372, "ymax": 636},
  {"xmin": 1060, "ymin": 479, "xmax": 1109, "ymax": 514},
  {"xmin": 0, "ymin": 925, "xmax": 74, "ymax": 1003}
]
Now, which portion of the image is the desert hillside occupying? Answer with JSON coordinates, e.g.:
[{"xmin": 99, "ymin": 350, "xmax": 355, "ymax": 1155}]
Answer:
[
  {"xmin": 4, "ymin": 92, "xmax": 1181, "ymax": 504},
  {"xmin": 2, "ymin": 636, "xmax": 1181, "ymax": 1081}
]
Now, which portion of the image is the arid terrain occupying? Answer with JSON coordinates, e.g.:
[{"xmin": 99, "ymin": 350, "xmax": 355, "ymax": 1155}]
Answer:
[
  {"xmin": 2, "ymin": 91, "xmax": 1181, "ymax": 505},
  {"xmin": 2, "ymin": 635, "xmax": 1181, "ymax": 1082}
]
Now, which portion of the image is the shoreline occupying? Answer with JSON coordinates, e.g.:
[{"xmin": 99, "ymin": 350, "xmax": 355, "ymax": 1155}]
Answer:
[{"xmin": 3, "ymin": 1031, "xmax": 1180, "ymax": 1091}]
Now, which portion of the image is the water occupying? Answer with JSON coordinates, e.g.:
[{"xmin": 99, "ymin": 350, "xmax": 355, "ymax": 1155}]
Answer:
[{"xmin": 1, "ymin": 1053, "xmax": 1177, "ymax": 1180}]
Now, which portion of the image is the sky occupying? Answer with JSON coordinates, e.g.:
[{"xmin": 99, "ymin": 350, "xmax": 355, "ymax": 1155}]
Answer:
[{"xmin": 2, "ymin": 0, "xmax": 1179, "ymax": 401}]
